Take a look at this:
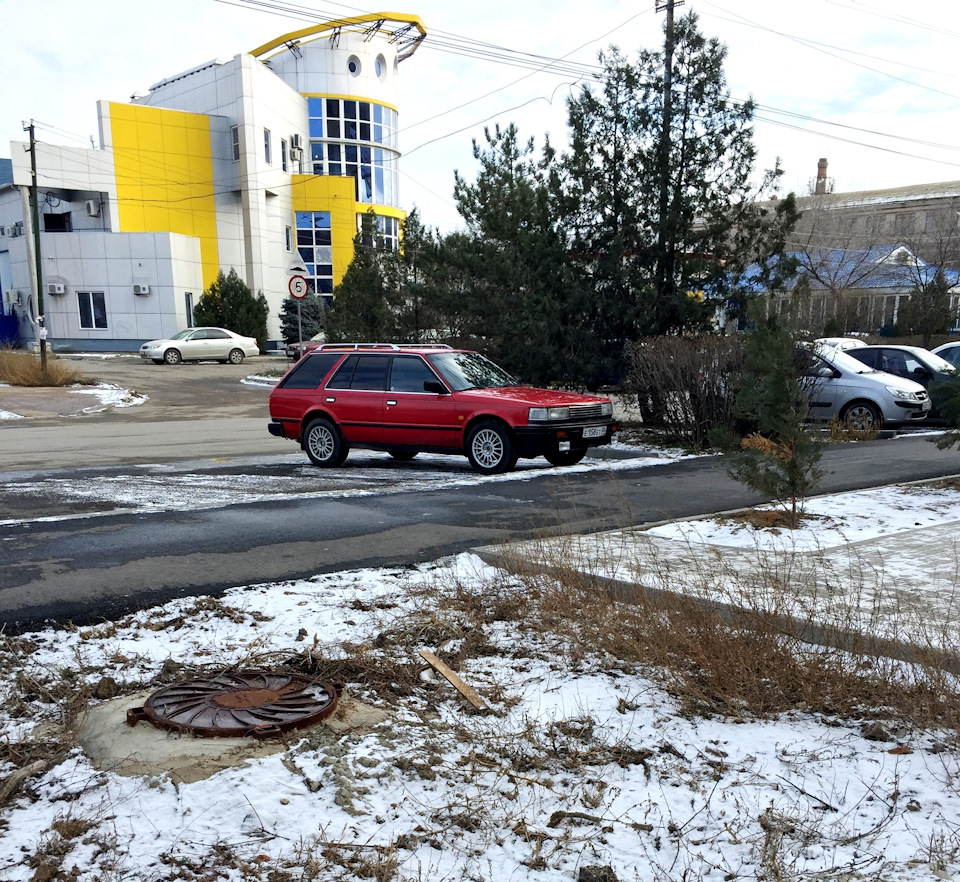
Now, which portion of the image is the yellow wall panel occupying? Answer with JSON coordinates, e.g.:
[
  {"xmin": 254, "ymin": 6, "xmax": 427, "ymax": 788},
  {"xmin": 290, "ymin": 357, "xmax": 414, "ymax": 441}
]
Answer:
[{"xmin": 109, "ymin": 103, "xmax": 220, "ymax": 288}]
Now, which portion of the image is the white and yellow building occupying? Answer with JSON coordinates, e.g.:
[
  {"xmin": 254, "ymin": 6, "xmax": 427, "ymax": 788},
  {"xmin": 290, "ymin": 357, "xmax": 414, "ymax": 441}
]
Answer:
[{"xmin": 0, "ymin": 13, "xmax": 425, "ymax": 351}]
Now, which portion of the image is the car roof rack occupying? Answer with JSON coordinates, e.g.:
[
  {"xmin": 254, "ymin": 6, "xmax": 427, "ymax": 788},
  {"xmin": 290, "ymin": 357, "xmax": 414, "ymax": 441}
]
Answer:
[{"xmin": 314, "ymin": 343, "xmax": 453, "ymax": 351}]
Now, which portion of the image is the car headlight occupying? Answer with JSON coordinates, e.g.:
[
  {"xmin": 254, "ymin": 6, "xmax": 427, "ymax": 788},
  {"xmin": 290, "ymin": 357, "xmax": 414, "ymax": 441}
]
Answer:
[
  {"xmin": 601, "ymin": 401, "xmax": 613, "ymax": 417},
  {"xmin": 528, "ymin": 406, "xmax": 570, "ymax": 422},
  {"xmin": 886, "ymin": 386, "xmax": 920, "ymax": 401}
]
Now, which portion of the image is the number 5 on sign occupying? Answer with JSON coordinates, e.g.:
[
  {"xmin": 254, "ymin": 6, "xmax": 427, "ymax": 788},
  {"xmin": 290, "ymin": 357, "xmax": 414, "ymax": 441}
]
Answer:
[{"xmin": 288, "ymin": 275, "xmax": 309, "ymax": 299}]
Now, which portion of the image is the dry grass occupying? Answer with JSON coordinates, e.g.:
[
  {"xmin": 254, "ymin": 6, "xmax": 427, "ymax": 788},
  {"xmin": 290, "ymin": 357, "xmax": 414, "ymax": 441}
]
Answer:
[
  {"xmin": 0, "ymin": 348, "xmax": 84, "ymax": 386},
  {"xmin": 828, "ymin": 416, "xmax": 881, "ymax": 442}
]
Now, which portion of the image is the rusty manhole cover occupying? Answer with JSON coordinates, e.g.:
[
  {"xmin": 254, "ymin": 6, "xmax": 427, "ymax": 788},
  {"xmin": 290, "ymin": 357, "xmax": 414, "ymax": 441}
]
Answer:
[{"xmin": 127, "ymin": 671, "xmax": 343, "ymax": 740}]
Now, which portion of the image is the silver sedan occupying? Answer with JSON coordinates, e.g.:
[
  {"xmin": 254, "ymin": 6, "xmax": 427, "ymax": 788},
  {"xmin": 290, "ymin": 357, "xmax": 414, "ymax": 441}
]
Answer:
[{"xmin": 140, "ymin": 327, "xmax": 259, "ymax": 365}]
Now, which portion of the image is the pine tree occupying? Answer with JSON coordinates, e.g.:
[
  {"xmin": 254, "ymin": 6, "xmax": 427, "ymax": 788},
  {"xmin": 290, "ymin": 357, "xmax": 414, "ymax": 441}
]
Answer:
[
  {"xmin": 729, "ymin": 317, "xmax": 823, "ymax": 527},
  {"xmin": 193, "ymin": 268, "xmax": 268, "ymax": 350},
  {"xmin": 279, "ymin": 293, "xmax": 327, "ymax": 345}
]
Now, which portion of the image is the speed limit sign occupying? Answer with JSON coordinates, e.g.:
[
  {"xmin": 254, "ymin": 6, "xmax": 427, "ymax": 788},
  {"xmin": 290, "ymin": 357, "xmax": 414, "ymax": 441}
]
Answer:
[{"xmin": 288, "ymin": 275, "xmax": 309, "ymax": 299}]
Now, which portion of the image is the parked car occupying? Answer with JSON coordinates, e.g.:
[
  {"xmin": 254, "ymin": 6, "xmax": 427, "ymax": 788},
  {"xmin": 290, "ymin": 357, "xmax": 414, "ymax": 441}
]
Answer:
[
  {"xmin": 140, "ymin": 328, "xmax": 259, "ymax": 365},
  {"xmin": 267, "ymin": 344, "xmax": 618, "ymax": 474},
  {"xmin": 800, "ymin": 344, "xmax": 930, "ymax": 430},
  {"xmin": 285, "ymin": 332, "xmax": 325, "ymax": 361},
  {"xmin": 932, "ymin": 341, "xmax": 960, "ymax": 369},
  {"xmin": 845, "ymin": 345, "xmax": 955, "ymax": 399},
  {"xmin": 814, "ymin": 337, "xmax": 868, "ymax": 352}
]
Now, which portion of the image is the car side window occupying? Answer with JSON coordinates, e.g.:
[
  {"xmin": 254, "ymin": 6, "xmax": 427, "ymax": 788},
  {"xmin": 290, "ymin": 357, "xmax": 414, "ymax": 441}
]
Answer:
[
  {"xmin": 277, "ymin": 352, "xmax": 342, "ymax": 390},
  {"xmin": 389, "ymin": 356, "xmax": 442, "ymax": 393},
  {"xmin": 190, "ymin": 330, "xmax": 207, "ymax": 340},
  {"xmin": 349, "ymin": 356, "xmax": 390, "ymax": 390},
  {"xmin": 208, "ymin": 329, "xmax": 229, "ymax": 339},
  {"xmin": 327, "ymin": 355, "xmax": 359, "ymax": 389},
  {"xmin": 852, "ymin": 349, "xmax": 879, "ymax": 370}
]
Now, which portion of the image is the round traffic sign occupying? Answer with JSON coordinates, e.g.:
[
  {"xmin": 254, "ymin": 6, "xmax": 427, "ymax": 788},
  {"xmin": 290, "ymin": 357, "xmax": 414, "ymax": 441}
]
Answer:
[{"xmin": 288, "ymin": 275, "xmax": 309, "ymax": 299}]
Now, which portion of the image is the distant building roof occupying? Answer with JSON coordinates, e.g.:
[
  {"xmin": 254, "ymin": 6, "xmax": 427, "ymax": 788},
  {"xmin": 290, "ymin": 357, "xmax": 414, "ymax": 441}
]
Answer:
[
  {"xmin": 796, "ymin": 180, "xmax": 960, "ymax": 210},
  {"xmin": 0, "ymin": 159, "xmax": 12, "ymax": 186},
  {"xmin": 740, "ymin": 244, "xmax": 960, "ymax": 294}
]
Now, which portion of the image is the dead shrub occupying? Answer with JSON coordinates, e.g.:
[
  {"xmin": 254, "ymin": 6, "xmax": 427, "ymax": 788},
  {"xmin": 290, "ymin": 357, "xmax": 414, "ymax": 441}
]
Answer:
[
  {"xmin": 0, "ymin": 347, "xmax": 84, "ymax": 386},
  {"xmin": 624, "ymin": 335, "xmax": 747, "ymax": 451}
]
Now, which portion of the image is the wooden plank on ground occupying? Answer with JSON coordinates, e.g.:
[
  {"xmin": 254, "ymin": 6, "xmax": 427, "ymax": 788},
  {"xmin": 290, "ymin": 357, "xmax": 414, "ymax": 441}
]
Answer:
[{"xmin": 419, "ymin": 649, "xmax": 488, "ymax": 710}]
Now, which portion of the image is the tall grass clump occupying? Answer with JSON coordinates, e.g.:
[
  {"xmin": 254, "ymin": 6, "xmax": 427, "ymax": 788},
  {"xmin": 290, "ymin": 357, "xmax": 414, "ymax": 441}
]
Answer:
[{"xmin": 0, "ymin": 348, "xmax": 83, "ymax": 386}]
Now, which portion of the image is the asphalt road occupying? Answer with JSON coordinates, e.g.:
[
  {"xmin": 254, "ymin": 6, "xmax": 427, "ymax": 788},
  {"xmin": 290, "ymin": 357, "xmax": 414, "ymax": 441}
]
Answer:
[{"xmin": 2, "ymin": 354, "xmax": 960, "ymax": 632}]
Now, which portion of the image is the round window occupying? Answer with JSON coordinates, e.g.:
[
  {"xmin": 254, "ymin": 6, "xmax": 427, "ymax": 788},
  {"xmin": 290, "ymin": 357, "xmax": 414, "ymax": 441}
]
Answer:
[
  {"xmin": 375, "ymin": 54, "xmax": 387, "ymax": 81},
  {"xmin": 347, "ymin": 55, "xmax": 361, "ymax": 76}
]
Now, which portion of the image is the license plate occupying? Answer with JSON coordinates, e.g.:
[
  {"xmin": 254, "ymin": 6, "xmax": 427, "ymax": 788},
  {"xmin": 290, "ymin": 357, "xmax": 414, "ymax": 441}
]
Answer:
[{"xmin": 582, "ymin": 425, "xmax": 606, "ymax": 439}]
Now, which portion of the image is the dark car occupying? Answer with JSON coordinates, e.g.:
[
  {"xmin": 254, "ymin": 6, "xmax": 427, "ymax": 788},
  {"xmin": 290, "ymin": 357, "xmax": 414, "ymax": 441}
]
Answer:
[
  {"xmin": 285, "ymin": 333, "xmax": 325, "ymax": 360},
  {"xmin": 846, "ymin": 345, "xmax": 955, "ymax": 415},
  {"xmin": 267, "ymin": 344, "xmax": 617, "ymax": 474}
]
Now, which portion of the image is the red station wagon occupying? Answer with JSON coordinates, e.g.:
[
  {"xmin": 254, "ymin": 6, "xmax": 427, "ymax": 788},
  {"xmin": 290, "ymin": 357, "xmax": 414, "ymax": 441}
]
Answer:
[{"xmin": 267, "ymin": 344, "xmax": 618, "ymax": 474}]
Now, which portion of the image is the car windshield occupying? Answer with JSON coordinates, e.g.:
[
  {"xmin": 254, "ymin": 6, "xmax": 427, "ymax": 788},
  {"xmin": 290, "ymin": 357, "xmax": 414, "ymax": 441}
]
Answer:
[
  {"xmin": 912, "ymin": 349, "xmax": 955, "ymax": 373},
  {"xmin": 170, "ymin": 329, "xmax": 193, "ymax": 340},
  {"xmin": 428, "ymin": 351, "xmax": 517, "ymax": 391}
]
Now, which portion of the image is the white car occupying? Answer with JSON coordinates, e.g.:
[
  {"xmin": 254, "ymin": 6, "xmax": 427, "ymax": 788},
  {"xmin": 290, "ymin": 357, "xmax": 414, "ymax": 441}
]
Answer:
[
  {"xmin": 932, "ymin": 341, "xmax": 960, "ymax": 369},
  {"xmin": 803, "ymin": 344, "xmax": 930, "ymax": 430},
  {"xmin": 140, "ymin": 327, "xmax": 259, "ymax": 365},
  {"xmin": 814, "ymin": 336, "xmax": 867, "ymax": 352}
]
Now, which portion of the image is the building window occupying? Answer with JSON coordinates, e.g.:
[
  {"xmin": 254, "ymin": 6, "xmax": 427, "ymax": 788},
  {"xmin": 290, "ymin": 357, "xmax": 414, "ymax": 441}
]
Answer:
[
  {"xmin": 231, "ymin": 126, "xmax": 240, "ymax": 162},
  {"xmin": 43, "ymin": 212, "xmax": 72, "ymax": 232},
  {"xmin": 307, "ymin": 97, "xmax": 399, "ymax": 207},
  {"xmin": 264, "ymin": 129, "xmax": 272, "ymax": 164},
  {"xmin": 285, "ymin": 225, "xmax": 292, "ymax": 252},
  {"xmin": 185, "ymin": 292, "xmax": 194, "ymax": 327},
  {"xmin": 360, "ymin": 214, "xmax": 399, "ymax": 251},
  {"xmin": 295, "ymin": 211, "xmax": 334, "ymax": 303},
  {"xmin": 281, "ymin": 138, "xmax": 288, "ymax": 172},
  {"xmin": 78, "ymin": 291, "xmax": 107, "ymax": 329}
]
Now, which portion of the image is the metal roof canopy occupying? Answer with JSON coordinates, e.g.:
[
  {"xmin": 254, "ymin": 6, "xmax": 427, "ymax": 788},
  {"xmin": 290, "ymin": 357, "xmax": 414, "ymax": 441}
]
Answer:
[{"xmin": 250, "ymin": 12, "xmax": 427, "ymax": 62}]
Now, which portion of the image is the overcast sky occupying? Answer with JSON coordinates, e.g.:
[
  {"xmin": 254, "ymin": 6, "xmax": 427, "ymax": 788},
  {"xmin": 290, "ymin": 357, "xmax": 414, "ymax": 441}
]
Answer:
[{"xmin": 2, "ymin": 0, "xmax": 958, "ymax": 231}]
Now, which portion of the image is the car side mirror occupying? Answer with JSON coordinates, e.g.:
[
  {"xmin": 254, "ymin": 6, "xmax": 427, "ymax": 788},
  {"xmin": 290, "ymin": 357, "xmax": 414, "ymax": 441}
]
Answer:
[
  {"xmin": 914, "ymin": 367, "xmax": 931, "ymax": 378},
  {"xmin": 423, "ymin": 380, "xmax": 448, "ymax": 394}
]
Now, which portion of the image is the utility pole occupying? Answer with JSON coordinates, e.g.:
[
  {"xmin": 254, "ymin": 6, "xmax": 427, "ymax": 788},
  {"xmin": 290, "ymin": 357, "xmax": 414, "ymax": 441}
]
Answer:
[
  {"xmin": 655, "ymin": 0, "xmax": 683, "ymax": 331},
  {"xmin": 24, "ymin": 121, "xmax": 47, "ymax": 371}
]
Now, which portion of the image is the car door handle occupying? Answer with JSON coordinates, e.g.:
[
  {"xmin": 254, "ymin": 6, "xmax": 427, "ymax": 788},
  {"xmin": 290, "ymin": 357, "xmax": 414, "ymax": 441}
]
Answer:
[
  {"xmin": 326, "ymin": 397, "xmax": 336, "ymax": 403},
  {"xmin": 386, "ymin": 399, "xmax": 397, "ymax": 406}
]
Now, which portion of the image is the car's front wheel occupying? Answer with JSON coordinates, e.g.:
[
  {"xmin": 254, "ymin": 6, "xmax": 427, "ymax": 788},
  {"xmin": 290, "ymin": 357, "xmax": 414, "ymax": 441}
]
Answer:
[
  {"xmin": 544, "ymin": 449, "xmax": 587, "ymax": 467},
  {"xmin": 840, "ymin": 400, "xmax": 882, "ymax": 432},
  {"xmin": 228, "ymin": 348, "xmax": 245, "ymax": 365},
  {"xmin": 163, "ymin": 348, "xmax": 182, "ymax": 365},
  {"xmin": 466, "ymin": 421, "xmax": 515, "ymax": 474},
  {"xmin": 304, "ymin": 418, "xmax": 348, "ymax": 467}
]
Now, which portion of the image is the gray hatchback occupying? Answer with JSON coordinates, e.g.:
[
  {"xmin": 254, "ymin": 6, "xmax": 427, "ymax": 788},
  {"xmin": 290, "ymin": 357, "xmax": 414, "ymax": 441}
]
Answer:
[{"xmin": 803, "ymin": 345, "xmax": 931, "ymax": 430}]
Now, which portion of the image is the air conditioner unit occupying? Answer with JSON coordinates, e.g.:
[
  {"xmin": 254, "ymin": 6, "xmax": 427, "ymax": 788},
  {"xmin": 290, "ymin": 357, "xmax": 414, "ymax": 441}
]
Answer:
[
  {"xmin": 133, "ymin": 284, "xmax": 150, "ymax": 295},
  {"xmin": 85, "ymin": 199, "xmax": 101, "ymax": 217},
  {"xmin": 291, "ymin": 134, "xmax": 302, "ymax": 150},
  {"xmin": 48, "ymin": 283, "xmax": 65, "ymax": 295}
]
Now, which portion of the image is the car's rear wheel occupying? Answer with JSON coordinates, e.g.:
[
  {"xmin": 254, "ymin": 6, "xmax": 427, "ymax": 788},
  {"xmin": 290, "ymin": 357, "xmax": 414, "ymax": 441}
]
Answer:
[
  {"xmin": 840, "ymin": 400, "xmax": 882, "ymax": 432},
  {"xmin": 163, "ymin": 348, "xmax": 182, "ymax": 365},
  {"xmin": 388, "ymin": 450, "xmax": 418, "ymax": 461},
  {"xmin": 544, "ymin": 449, "xmax": 587, "ymax": 467},
  {"xmin": 466, "ymin": 421, "xmax": 515, "ymax": 474},
  {"xmin": 304, "ymin": 418, "xmax": 348, "ymax": 467},
  {"xmin": 228, "ymin": 348, "xmax": 245, "ymax": 365}
]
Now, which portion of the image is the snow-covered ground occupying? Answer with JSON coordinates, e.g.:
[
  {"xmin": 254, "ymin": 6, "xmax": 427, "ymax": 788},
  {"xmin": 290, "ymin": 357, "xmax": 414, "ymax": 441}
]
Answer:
[{"xmin": 2, "ymin": 485, "xmax": 959, "ymax": 882}]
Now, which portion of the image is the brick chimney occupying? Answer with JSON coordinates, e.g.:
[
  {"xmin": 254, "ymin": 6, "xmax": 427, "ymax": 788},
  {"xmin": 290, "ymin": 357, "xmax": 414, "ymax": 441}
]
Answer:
[{"xmin": 815, "ymin": 157, "xmax": 828, "ymax": 195}]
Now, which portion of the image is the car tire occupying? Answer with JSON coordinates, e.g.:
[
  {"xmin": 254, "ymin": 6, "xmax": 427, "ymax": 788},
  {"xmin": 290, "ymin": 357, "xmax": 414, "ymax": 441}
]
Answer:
[
  {"xmin": 840, "ymin": 400, "xmax": 882, "ymax": 432},
  {"xmin": 544, "ymin": 449, "xmax": 587, "ymax": 467},
  {"xmin": 304, "ymin": 418, "xmax": 348, "ymax": 467},
  {"xmin": 228, "ymin": 348, "xmax": 245, "ymax": 365},
  {"xmin": 388, "ymin": 450, "xmax": 418, "ymax": 461},
  {"xmin": 163, "ymin": 348, "xmax": 182, "ymax": 365},
  {"xmin": 466, "ymin": 421, "xmax": 515, "ymax": 474}
]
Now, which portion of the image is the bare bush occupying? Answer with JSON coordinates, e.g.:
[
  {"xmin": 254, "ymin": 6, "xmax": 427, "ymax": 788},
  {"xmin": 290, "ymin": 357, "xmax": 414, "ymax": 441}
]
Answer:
[{"xmin": 624, "ymin": 336, "xmax": 746, "ymax": 450}]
